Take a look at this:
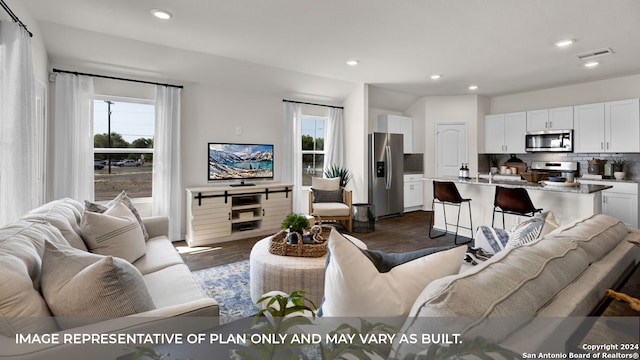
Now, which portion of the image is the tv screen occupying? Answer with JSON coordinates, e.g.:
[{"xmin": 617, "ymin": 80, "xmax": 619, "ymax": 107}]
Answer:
[{"xmin": 208, "ymin": 143, "xmax": 274, "ymax": 181}]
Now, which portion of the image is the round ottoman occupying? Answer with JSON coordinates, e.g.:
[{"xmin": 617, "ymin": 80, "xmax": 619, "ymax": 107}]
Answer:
[{"xmin": 249, "ymin": 237, "xmax": 327, "ymax": 307}]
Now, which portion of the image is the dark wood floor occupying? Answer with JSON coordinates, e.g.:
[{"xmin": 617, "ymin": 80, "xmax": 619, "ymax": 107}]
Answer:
[{"xmin": 174, "ymin": 210, "xmax": 471, "ymax": 271}]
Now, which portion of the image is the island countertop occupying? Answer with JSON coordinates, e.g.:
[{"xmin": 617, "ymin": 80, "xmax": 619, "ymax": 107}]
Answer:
[{"xmin": 424, "ymin": 176, "xmax": 612, "ymax": 194}]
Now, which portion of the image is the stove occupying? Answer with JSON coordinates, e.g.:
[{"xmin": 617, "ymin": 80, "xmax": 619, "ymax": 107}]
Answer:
[{"xmin": 530, "ymin": 161, "xmax": 579, "ymax": 181}]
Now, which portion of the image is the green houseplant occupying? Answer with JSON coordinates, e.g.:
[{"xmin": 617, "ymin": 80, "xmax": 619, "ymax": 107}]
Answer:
[
  {"xmin": 323, "ymin": 165, "xmax": 352, "ymax": 187},
  {"xmin": 610, "ymin": 158, "xmax": 630, "ymax": 172},
  {"xmin": 281, "ymin": 213, "xmax": 310, "ymax": 234}
]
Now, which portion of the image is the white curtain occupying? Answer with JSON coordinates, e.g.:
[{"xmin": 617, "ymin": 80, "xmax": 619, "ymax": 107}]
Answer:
[
  {"xmin": 0, "ymin": 21, "xmax": 39, "ymax": 225},
  {"xmin": 52, "ymin": 73, "xmax": 95, "ymax": 201},
  {"xmin": 152, "ymin": 85, "xmax": 182, "ymax": 240},
  {"xmin": 282, "ymin": 102, "xmax": 303, "ymax": 213},
  {"xmin": 323, "ymin": 107, "xmax": 345, "ymax": 169}
]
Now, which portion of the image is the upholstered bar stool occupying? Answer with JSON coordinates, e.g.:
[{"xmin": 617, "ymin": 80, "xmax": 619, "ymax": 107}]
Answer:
[
  {"xmin": 492, "ymin": 186, "xmax": 542, "ymax": 228},
  {"xmin": 428, "ymin": 181, "xmax": 473, "ymax": 245}
]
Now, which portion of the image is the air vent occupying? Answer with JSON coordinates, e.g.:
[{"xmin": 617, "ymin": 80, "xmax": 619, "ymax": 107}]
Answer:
[{"xmin": 576, "ymin": 48, "xmax": 614, "ymax": 60}]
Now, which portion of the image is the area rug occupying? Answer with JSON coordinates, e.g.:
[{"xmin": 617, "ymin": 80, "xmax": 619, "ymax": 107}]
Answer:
[{"xmin": 191, "ymin": 259, "xmax": 259, "ymax": 324}]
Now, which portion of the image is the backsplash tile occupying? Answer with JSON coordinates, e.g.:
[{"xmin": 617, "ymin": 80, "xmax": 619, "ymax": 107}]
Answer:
[
  {"xmin": 404, "ymin": 153, "xmax": 424, "ymax": 173},
  {"xmin": 479, "ymin": 153, "xmax": 640, "ymax": 180}
]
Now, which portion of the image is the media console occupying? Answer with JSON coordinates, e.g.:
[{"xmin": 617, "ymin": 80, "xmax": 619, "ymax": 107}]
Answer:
[{"xmin": 185, "ymin": 183, "xmax": 293, "ymax": 247}]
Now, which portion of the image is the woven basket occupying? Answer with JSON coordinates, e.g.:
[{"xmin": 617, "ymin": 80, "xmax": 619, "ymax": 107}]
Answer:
[{"xmin": 268, "ymin": 226, "xmax": 331, "ymax": 258}]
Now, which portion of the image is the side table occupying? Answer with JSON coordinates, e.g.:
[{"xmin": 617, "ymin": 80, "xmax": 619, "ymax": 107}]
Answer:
[{"xmin": 352, "ymin": 203, "xmax": 375, "ymax": 233}]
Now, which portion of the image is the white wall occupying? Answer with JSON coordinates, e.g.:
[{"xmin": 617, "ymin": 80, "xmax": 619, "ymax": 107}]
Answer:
[
  {"xmin": 405, "ymin": 98, "xmax": 427, "ymax": 154},
  {"xmin": 343, "ymin": 84, "xmax": 369, "ymax": 204},
  {"xmin": 490, "ymin": 74, "xmax": 640, "ymax": 114}
]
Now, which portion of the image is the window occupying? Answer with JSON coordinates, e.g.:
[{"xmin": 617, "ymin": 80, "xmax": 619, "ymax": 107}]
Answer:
[
  {"xmin": 93, "ymin": 98, "xmax": 155, "ymax": 200},
  {"xmin": 301, "ymin": 115, "xmax": 326, "ymax": 186}
]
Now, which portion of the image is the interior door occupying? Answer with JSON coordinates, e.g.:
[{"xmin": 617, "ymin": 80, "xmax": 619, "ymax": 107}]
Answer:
[{"xmin": 436, "ymin": 123, "xmax": 467, "ymax": 177}]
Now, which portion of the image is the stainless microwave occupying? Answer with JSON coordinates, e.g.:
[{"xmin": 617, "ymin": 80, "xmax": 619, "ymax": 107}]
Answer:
[{"xmin": 525, "ymin": 129, "xmax": 573, "ymax": 152}]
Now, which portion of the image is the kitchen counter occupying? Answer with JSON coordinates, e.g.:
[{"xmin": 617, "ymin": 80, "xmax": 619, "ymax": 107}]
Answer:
[
  {"xmin": 425, "ymin": 177, "xmax": 608, "ymax": 238},
  {"xmin": 427, "ymin": 176, "xmax": 612, "ymax": 194}
]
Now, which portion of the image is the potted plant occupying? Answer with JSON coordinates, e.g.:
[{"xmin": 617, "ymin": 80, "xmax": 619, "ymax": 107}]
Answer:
[
  {"xmin": 610, "ymin": 158, "xmax": 631, "ymax": 180},
  {"xmin": 281, "ymin": 213, "xmax": 310, "ymax": 244},
  {"xmin": 324, "ymin": 164, "xmax": 352, "ymax": 187}
]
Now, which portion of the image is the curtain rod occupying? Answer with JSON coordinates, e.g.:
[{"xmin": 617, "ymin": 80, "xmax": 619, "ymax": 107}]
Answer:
[
  {"xmin": 0, "ymin": 0, "xmax": 33, "ymax": 37},
  {"xmin": 282, "ymin": 99, "xmax": 343, "ymax": 110},
  {"xmin": 52, "ymin": 69, "xmax": 184, "ymax": 89}
]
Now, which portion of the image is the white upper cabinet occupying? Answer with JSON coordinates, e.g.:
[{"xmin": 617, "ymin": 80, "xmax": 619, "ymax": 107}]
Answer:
[
  {"xmin": 378, "ymin": 114, "xmax": 413, "ymax": 153},
  {"xmin": 575, "ymin": 99, "xmax": 639, "ymax": 153},
  {"xmin": 484, "ymin": 112, "xmax": 526, "ymax": 154},
  {"xmin": 527, "ymin": 107, "xmax": 573, "ymax": 132}
]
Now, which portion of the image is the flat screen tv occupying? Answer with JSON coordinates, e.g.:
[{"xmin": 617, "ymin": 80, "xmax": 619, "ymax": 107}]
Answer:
[{"xmin": 208, "ymin": 143, "xmax": 274, "ymax": 184}]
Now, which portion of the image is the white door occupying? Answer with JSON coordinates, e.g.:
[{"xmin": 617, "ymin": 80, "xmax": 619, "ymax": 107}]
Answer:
[
  {"xmin": 549, "ymin": 106, "xmax": 573, "ymax": 130},
  {"xmin": 526, "ymin": 109, "xmax": 549, "ymax": 132},
  {"xmin": 606, "ymin": 99, "xmax": 640, "ymax": 153},
  {"xmin": 484, "ymin": 114, "xmax": 505, "ymax": 153},
  {"xmin": 574, "ymin": 103, "xmax": 605, "ymax": 152},
  {"xmin": 436, "ymin": 123, "xmax": 467, "ymax": 177}
]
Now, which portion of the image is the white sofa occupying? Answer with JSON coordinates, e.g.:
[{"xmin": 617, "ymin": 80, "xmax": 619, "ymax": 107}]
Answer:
[
  {"xmin": 392, "ymin": 213, "xmax": 640, "ymax": 357},
  {"xmin": 0, "ymin": 198, "xmax": 218, "ymax": 360}
]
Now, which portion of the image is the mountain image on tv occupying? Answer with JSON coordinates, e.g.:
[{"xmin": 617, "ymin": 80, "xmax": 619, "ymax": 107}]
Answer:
[{"xmin": 208, "ymin": 143, "xmax": 274, "ymax": 180}]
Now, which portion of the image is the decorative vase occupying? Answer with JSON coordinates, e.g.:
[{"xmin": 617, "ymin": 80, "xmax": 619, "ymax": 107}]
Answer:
[{"xmin": 614, "ymin": 172, "xmax": 625, "ymax": 180}]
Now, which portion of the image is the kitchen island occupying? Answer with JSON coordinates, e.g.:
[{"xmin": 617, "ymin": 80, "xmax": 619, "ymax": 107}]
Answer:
[{"xmin": 426, "ymin": 176, "xmax": 612, "ymax": 238}]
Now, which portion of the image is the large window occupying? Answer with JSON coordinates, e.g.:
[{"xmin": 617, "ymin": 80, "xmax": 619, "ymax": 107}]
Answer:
[
  {"xmin": 93, "ymin": 98, "xmax": 155, "ymax": 200},
  {"xmin": 301, "ymin": 115, "xmax": 326, "ymax": 186}
]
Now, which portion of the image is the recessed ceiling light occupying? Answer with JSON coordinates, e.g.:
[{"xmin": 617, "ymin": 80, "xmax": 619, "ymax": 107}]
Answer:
[
  {"xmin": 555, "ymin": 39, "xmax": 574, "ymax": 47},
  {"xmin": 468, "ymin": 85, "xmax": 478, "ymax": 90},
  {"xmin": 584, "ymin": 61, "xmax": 599, "ymax": 68},
  {"xmin": 151, "ymin": 9, "xmax": 173, "ymax": 20},
  {"xmin": 430, "ymin": 74, "xmax": 442, "ymax": 80},
  {"xmin": 346, "ymin": 60, "xmax": 359, "ymax": 66}
]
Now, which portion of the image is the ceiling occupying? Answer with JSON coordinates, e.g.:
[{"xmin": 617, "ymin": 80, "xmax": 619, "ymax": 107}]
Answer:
[{"xmin": 20, "ymin": 0, "xmax": 640, "ymax": 110}]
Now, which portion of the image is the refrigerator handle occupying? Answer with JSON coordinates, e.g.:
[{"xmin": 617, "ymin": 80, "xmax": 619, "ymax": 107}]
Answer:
[{"xmin": 386, "ymin": 145, "xmax": 392, "ymax": 189}]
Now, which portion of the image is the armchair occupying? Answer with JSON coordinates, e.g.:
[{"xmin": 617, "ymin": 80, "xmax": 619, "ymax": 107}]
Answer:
[{"xmin": 308, "ymin": 177, "xmax": 353, "ymax": 232}]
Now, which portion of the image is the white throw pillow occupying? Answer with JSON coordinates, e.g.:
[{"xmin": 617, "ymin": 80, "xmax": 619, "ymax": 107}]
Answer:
[
  {"xmin": 40, "ymin": 241, "xmax": 155, "ymax": 329},
  {"xmin": 311, "ymin": 177, "xmax": 341, "ymax": 191},
  {"xmin": 81, "ymin": 201, "xmax": 146, "ymax": 263},
  {"xmin": 320, "ymin": 230, "xmax": 467, "ymax": 324},
  {"xmin": 85, "ymin": 191, "xmax": 149, "ymax": 241}
]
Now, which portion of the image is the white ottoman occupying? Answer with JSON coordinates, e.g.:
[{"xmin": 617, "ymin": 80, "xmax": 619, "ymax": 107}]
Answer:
[{"xmin": 249, "ymin": 234, "xmax": 367, "ymax": 308}]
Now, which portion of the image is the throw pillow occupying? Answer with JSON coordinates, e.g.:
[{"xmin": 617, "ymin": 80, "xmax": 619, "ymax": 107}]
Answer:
[
  {"xmin": 40, "ymin": 241, "xmax": 155, "ymax": 329},
  {"xmin": 312, "ymin": 189, "xmax": 343, "ymax": 203},
  {"xmin": 85, "ymin": 191, "xmax": 149, "ymax": 241},
  {"xmin": 505, "ymin": 211, "xmax": 558, "ymax": 249},
  {"xmin": 81, "ymin": 201, "xmax": 147, "ymax": 263},
  {"xmin": 311, "ymin": 177, "xmax": 340, "ymax": 191},
  {"xmin": 320, "ymin": 230, "xmax": 467, "ymax": 325},
  {"xmin": 474, "ymin": 226, "xmax": 510, "ymax": 254}
]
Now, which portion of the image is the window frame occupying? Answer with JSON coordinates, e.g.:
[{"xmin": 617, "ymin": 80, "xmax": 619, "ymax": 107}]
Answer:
[
  {"xmin": 92, "ymin": 95, "xmax": 156, "ymax": 201},
  {"xmin": 301, "ymin": 114, "xmax": 327, "ymax": 188}
]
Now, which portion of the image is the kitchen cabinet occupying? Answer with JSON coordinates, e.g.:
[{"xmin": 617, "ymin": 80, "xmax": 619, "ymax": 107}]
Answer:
[
  {"xmin": 574, "ymin": 99, "xmax": 640, "ymax": 153},
  {"xmin": 526, "ymin": 107, "xmax": 573, "ymax": 132},
  {"xmin": 578, "ymin": 180, "xmax": 639, "ymax": 228},
  {"xmin": 403, "ymin": 174, "xmax": 423, "ymax": 211},
  {"xmin": 378, "ymin": 114, "xmax": 413, "ymax": 153},
  {"xmin": 484, "ymin": 112, "xmax": 526, "ymax": 153}
]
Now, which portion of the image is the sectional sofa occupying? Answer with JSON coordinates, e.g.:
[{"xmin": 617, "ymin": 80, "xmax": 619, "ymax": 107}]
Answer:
[{"xmin": 0, "ymin": 198, "xmax": 218, "ymax": 360}]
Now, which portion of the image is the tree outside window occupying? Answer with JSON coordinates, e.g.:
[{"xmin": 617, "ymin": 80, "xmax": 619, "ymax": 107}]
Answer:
[{"xmin": 301, "ymin": 116, "xmax": 325, "ymax": 186}]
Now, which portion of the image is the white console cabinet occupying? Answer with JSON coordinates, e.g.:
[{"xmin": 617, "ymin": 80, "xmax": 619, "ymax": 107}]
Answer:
[{"xmin": 186, "ymin": 184, "xmax": 293, "ymax": 246}]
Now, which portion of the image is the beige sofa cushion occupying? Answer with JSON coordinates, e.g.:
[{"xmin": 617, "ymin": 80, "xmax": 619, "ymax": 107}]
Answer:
[
  {"xmin": 0, "ymin": 221, "xmax": 70, "ymax": 337},
  {"xmin": 81, "ymin": 202, "xmax": 146, "ymax": 263},
  {"xmin": 397, "ymin": 235, "xmax": 590, "ymax": 354},
  {"xmin": 553, "ymin": 213, "xmax": 629, "ymax": 264},
  {"xmin": 85, "ymin": 191, "xmax": 150, "ymax": 241},
  {"xmin": 41, "ymin": 241, "xmax": 155, "ymax": 329},
  {"xmin": 22, "ymin": 198, "xmax": 87, "ymax": 251}
]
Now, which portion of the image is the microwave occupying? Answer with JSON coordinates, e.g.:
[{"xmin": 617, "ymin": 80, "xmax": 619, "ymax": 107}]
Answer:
[{"xmin": 525, "ymin": 129, "xmax": 573, "ymax": 152}]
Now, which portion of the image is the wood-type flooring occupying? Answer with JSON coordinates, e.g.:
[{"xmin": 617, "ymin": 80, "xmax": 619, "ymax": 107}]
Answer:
[{"xmin": 174, "ymin": 210, "xmax": 471, "ymax": 271}]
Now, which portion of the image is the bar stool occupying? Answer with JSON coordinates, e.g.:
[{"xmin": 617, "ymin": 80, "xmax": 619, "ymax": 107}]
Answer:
[
  {"xmin": 428, "ymin": 181, "xmax": 473, "ymax": 245},
  {"xmin": 492, "ymin": 186, "xmax": 542, "ymax": 228}
]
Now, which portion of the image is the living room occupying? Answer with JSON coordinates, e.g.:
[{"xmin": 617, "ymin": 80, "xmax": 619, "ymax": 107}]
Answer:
[{"xmin": 2, "ymin": 1, "xmax": 640, "ymax": 359}]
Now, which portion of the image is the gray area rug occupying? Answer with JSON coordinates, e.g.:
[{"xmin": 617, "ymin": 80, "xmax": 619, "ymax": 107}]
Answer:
[{"xmin": 191, "ymin": 260, "xmax": 259, "ymax": 324}]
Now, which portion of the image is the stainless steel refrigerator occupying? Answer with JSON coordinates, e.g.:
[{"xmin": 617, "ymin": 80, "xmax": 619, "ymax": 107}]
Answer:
[{"xmin": 368, "ymin": 132, "xmax": 404, "ymax": 218}]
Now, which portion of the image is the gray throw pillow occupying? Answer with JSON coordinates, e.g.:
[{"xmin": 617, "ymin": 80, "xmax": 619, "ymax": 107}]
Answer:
[
  {"xmin": 312, "ymin": 189, "xmax": 343, "ymax": 203},
  {"xmin": 40, "ymin": 241, "xmax": 156, "ymax": 329}
]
